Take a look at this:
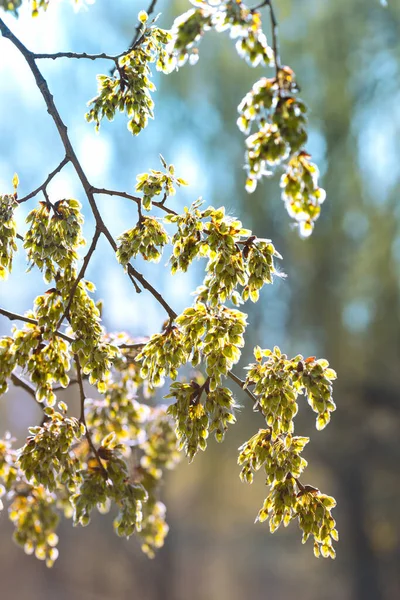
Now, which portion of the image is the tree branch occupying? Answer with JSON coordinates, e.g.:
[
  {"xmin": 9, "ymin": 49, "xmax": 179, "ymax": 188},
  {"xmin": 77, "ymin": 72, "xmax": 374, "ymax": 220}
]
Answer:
[
  {"xmin": 227, "ymin": 370, "xmax": 260, "ymax": 406},
  {"xmin": 98, "ymin": 224, "xmax": 177, "ymax": 320},
  {"xmin": 56, "ymin": 227, "xmax": 101, "ymax": 329},
  {"xmin": 17, "ymin": 155, "xmax": 70, "ymax": 204},
  {"xmin": 0, "ymin": 17, "xmax": 177, "ymax": 322},
  {"xmin": 34, "ymin": 51, "xmax": 120, "ymax": 61},
  {"xmin": 0, "ymin": 306, "xmax": 74, "ymax": 343},
  {"xmin": 11, "ymin": 372, "xmax": 37, "ymax": 399},
  {"xmin": 129, "ymin": 0, "xmax": 160, "ymax": 49},
  {"xmin": 266, "ymin": 0, "xmax": 281, "ymax": 75},
  {"xmin": 92, "ymin": 187, "xmax": 178, "ymax": 216},
  {"xmin": 118, "ymin": 342, "xmax": 147, "ymax": 350},
  {"xmin": 75, "ymin": 355, "xmax": 108, "ymax": 479}
]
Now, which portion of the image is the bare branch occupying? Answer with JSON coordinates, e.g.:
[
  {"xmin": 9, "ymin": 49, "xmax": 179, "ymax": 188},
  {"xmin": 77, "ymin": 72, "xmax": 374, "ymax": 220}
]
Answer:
[
  {"xmin": 267, "ymin": 0, "xmax": 281, "ymax": 75},
  {"xmin": 34, "ymin": 51, "xmax": 120, "ymax": 61},
  {"xmin": 56, "ymin": 227, "xmax": 101, "ymax": 329},
  {"xmin": 92, "ymin": 187, "xmax": 178, "ymax": 216},
  {"xmin": 17, "ymin": 156, "xmax": 70, "ymax": 204},
  {"xmin": 129, "ymin": 0, "xmax": 160, "ymax": 49},
  {"xmin": 0, "ymin": 306, "xmax": 74, "ymax": 343},
  {"xmin": 11, "ymin": 372, "xmax": 37, "ymax": 399},
  {"xmin": 227, "ymin": 370, "xmax": 260, "ymax": 406},
  {"xmin": 75, "ymin": 355, "xmax": 108, "ymax": 479},
  {"xmin": 0, "ymin": 306, "xmax": 37, "ymax": 327},
  {"xmin": 118, "ymin": 341, "xmax": 147, "ymax": 350}
]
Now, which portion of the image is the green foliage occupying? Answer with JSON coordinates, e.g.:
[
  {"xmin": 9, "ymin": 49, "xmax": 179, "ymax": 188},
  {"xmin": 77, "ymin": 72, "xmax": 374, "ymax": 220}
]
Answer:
[
  {"xmin": 0, "ymin": 337, "xmax": 15, "ymax": 395},
  {"xmin": 246, "ymin": 346, "xmax": 337, "ymax": 435},
  {"xmin": 117, "ymin": 216, "xmax": 169, "ymax": 265},
  {"xmin": 0, "ymin": 188, "xmax": 18, "ymax": 280},
  {"xmin": 238, "ymin": 429, "xmax": 308, "ymax": 484},
  {"xmin": 136, "ymin": 156, "xmax": 188, "ymax": 210},
  {"xmin": 0, "ymin": 0, "xmax": 338, "ymax": 567},
  {"xmin": 175, "ymin": 303, "xmax": 247, "ymax": 389},
  {"xmin": 167, "ymin": 201, "xmax": 283, "ymax": 305},
  {"xmin": 86, "ymin": 15, "xmax": 173, "ymax": 135},
  {"xmin": 19, "ymin": 404, "xmax": 84, "ymax": 491},
  {"xmin": 280, "ymin": 152, "xmax": 326, "ymax": 238},
  {"xmin": 169, "ymin": 0, "xmax": 273, "ymax": 68},
  {"xmin": 168, "ymin": 2, "xmax": 325, "ymax": 236},
  {"xmin": 24, "ymin": 199, "xmax": 85, "ymax": 283}
]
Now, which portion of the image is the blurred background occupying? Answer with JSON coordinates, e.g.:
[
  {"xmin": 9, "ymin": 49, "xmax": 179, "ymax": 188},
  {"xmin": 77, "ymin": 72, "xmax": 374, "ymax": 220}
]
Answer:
[{"xmin": 0, "ymin": 0, "xmax": 400, "ymax": 598}]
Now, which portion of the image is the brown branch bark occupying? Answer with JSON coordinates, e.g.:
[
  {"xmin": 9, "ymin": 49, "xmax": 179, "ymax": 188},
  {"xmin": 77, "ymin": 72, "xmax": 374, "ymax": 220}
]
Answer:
[
  {"xmin": 267, "ymin": 0, "xmax": 281, "ymax": 75},
  {"xmin": 227, "ymin": 370, "xmax": 260, "ymax": 406},
  {"xmin": 0, "ymin": 306, "xmax": 74, "ymax": 343},
  {"xmin": 92, "ymin": 187, "xmax": 177, "ymax": 216},
  {"xmin": 17, "ymin": 155, "xmax": 70, "ymax": 204},
  {"xmin": 11, "ymin": 372, "xmax": 37, "ymax": 399},
  {"xmin": 56, "ymin": 227, "xmax": 101, "ymax": 329},
  {"xmin": 75, "ymin": 355, "xmax": 108, "ymax": 479}
]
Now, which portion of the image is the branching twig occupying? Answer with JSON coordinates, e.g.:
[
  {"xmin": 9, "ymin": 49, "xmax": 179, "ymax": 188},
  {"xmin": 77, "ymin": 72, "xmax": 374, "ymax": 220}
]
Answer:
[
  {"xmin": 75, "ymin": 355, "xmax": 108, "ymax": 479},
  {"xmin": 92, "ymin": 187, "xmax": 178, "ymax": 216},
  {"xmin": 0, "ymin": 306, "xmax": 74, "ymax": 343},
  {"xmin": 11, "ymin": 372, "xmax": 47, "ymax": 425},
  {"xmin": 56, "ymin": 227, "xmax": 101, "ymax": 329},
  {"xmin": 17, "ymin": 156, "xmax": 70, "ymax": 204},
  {"xmin": 129, "ymin": 0, "xmax": 159, "ymax": 49},
  {"xmin": 0, "ymin": 18, "xmax": 176, "ymax": 322},
  {"xmin": 99, "ymin": 224, "xmax": 177, "ymax": 319}
]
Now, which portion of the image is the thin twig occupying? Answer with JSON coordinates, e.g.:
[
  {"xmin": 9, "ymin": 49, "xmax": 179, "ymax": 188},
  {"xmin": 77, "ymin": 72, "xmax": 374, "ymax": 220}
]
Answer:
[
  {"xmin": 127, "ymin": 270, "xmax": 142, "ymax": 294},
  {"xmin": 266, "ymin": 0, "xmax": 281, "ymax": 76},
  {"xmin": 250, "ymin": 0, "xmax": 281, "ymax": 77},
  {"xmin": 118, "ymin": 342, "xmax": 147, "ymax": 350},
  {"xmin": 99, "ymin": 224, "xmax": 177, "ymax": 319},
  {"xmin": 227, "ymin": 371, "xmax": 259, "ymax": 405},
  {"xmin": 34, "ymin": 51, "xmax": 120, "ymax": 61},
  {"xmin": 17, "ymin": 156, "xmax": 70, "ymax": 204},
  {"xmin": 137, "ymin": 198, "xmax": 144, "ymax": 225},
  {"xmin": 11, "ymin": 372, "xmax": 37, "ymax": 399},
  {"xmin": 56, "ymin": 227, "xmax": 101, "ymax": 329},
  {"xmin": 250, "ymin": 0, "xmax": 269, "ymax": 12},
  {"xmin": 0, "ymin": 18, "xmax": 177, "ymax": 321},
  {"xmin": 0, "ymin": 306, "xmax": 74, "ymax": 343},
  {"xmin": 11, "ymin": 372, "xmax": 47, "ymax": 425},
  {"xmin": 129, "ymin": 0, "xmax": 159, "ymax": 49},
  {"xmin": 75, "ymin": 355, "xmax": 108, "ymax": 479},
  {"xmin": 92, "ymin": 187, "xmax": 178, "ymax": 216}
]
